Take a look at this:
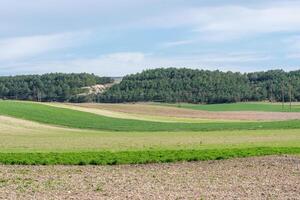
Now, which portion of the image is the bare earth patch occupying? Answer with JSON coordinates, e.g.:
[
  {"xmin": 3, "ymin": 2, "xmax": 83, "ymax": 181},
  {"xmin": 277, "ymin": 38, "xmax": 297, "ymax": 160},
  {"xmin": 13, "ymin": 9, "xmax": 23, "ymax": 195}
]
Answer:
[
  {"xmin": 71, "ymin": 103, "xmax": 300, "ymax": 121},
  {"xmin": 0, "ymin": 155, "xmax": 300, "ymax": 200}
]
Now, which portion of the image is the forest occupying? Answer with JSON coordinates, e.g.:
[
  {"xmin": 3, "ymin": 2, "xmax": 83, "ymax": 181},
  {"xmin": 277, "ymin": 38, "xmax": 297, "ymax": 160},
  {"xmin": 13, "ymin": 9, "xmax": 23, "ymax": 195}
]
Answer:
[
  {"xmin": 99, "ymin": 68, "xmax": 300, "ymax": 104},
  {"xmin": 0, "ymin": 73, "xmax": 113, "ymax": 102},
  {"xmin": 1, "ymin": 68, "xmax": 300, "ymax": 104}
]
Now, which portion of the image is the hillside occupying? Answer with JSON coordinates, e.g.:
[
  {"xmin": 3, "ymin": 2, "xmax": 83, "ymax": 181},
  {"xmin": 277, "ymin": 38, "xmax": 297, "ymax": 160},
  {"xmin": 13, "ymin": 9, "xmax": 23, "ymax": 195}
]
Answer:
[
  {"xmin": 0, "ymin": 73, "xmax": 113, "ymax": 102},
  {"xmin": 99, "ymin": 68, "xmax": 300, "ymax": 104}
]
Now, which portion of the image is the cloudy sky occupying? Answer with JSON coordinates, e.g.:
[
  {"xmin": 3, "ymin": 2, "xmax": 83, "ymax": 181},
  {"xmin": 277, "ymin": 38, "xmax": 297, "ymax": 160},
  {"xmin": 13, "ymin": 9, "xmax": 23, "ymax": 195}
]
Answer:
[{"xmin": 1, "ymin": 0, "xmax": 300, "ymax": 76}]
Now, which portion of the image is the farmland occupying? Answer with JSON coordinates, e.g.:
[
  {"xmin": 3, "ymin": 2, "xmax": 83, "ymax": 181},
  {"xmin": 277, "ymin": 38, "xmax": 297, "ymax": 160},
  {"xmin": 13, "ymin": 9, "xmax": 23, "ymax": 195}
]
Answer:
[
  {"xmin": 162, "ymin": 102, "xmax": 300, "ymax": 112},
  {"xmin": 1, "ymin": 100, "xmax": 300, "ymax": 199},
  {"xmin": 0, "ymin": 100, "xmax": 300, "ymax": 165},
  {"xmin": 66, "ymin": 102, "xmax": 300, "ymax": 121},
  {"xmin": 2, "ymin": 101, "xmax": 300, "ymax": 133}
]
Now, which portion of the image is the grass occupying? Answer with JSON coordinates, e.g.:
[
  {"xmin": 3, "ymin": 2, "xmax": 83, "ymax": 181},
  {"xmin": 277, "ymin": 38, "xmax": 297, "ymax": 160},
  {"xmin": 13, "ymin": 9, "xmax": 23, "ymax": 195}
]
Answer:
[
  {"xmin": 0, "ymin": 147, "xmax": 300, "ymax": 165},
  {"xmin": 2, "ymin": 116, "xmax": 300, "ymax": 152},
  {"xmin": 162, "ymin": 102, "xmax": 300, "ymax": 112},
  {"xmin": 2, "ymin": 100, "xmax": 300, "ymax": 132},
  {"xmin": 1, "ymin": 115, "xmax": 300, "ymax": 164},
  {"xmin": 1, "ymin": 100, "xmax": 300, "ymax": 165}
]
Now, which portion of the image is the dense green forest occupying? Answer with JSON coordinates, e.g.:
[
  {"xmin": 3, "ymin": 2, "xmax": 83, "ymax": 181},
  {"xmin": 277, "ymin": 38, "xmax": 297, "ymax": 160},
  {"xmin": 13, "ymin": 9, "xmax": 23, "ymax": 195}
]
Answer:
[
  {"xmin": 1, "ymin": 69, "xmax": 300, "ymax": 104},
  {"xmin": 0, "ymin": 73, "xmax": 113, "ymax": 102},
  {"xmin": 99, "ymin": 68, "xmax": 300, "ymax": 103}
]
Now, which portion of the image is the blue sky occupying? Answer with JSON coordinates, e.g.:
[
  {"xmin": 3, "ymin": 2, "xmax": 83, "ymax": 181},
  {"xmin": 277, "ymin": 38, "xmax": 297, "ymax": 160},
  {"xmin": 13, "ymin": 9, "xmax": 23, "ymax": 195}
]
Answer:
[{"xmin": 1, "ymin": 0, "xmax": 300, "ymax": 76}]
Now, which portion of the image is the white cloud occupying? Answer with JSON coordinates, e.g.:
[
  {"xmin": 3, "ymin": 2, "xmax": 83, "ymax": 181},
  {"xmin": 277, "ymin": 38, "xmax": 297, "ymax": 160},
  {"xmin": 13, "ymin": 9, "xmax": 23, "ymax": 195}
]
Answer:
[
  {"xmin": 105, "ymin": 52, "xmax": 145, "ymax": 63},
  {"xmin": 138, "ymin": 2, "xmax": 300, "ymax": 41},
  {"xmin": 1, "ymin": 1, "xmax": 298, "ymax": 75},
  {"xmin": 161, "ymin": 40, "xmax": 195, "ymax": 48},
  {"xmin": 0, "ymin": 51, "xmax": 272, "ymax": 76},
  {"xmin": 286, "ymin": 53, "xmax": 300, "ymax": 59},
  {"xmin": 282, "ymin": 35, "xmax": 300, "ymax": 59},
  {"xmin": 285, "ymin": 36, "xmax": 300, "ymax": 49},
  {"xmin": 185, "ymin": 52, "xmax": 271, "ymax": 63},
  {"xmin": 0, "ymin": 31, "xmax": 90, "ymax": 61},
  {"xmin": 197, "ymin": 5, "xmax": 300, "ymax": 40}
]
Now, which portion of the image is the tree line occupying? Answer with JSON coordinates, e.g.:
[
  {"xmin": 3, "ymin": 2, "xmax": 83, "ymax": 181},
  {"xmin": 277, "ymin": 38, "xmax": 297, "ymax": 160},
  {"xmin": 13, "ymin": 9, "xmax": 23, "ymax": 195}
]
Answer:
[
  {"xmin": 0, "ymin": 73, "xmax": 113, "ymax": 102},
  {"xmin": 98, "ymin": 68, "xmax": 300, "ymax": 104}
]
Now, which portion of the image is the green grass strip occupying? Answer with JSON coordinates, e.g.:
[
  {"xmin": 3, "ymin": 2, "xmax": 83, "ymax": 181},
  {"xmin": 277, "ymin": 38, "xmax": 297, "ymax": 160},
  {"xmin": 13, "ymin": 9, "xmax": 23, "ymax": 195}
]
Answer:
[{"xmin": 0, "ymin": 147, "xmax": 300, "ymax": 165}]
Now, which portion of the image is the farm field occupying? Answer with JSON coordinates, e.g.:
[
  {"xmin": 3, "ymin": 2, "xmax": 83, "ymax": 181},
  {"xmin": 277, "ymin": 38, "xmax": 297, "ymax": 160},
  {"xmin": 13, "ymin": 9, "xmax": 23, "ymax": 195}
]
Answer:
[
  {"xmin": 4, "ymin": 101, "xmax": 300, "ymax": 132},
  {"xmin": 161, "ymin": 102, "xmax": 300, "ymax": 112},
  {"xmin": 1, "ymin": 115, "xmax": 300, "ymax": 153},
  {"xmin": 0, "ymin": 100, "xmax": 300, "ymax": 165},
  {"xmin": 1, "ymin": 100, "xmax": 300, "ymax": 198},
  {"xmin": 69, "ymin": 102, "xmax": 300, "ymax": 121}
]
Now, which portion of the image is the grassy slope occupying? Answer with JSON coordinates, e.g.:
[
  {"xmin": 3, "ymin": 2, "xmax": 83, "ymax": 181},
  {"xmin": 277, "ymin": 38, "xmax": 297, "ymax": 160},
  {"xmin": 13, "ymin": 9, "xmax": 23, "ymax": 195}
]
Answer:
[
  {"xmin": 0, "ymin": 113, "xmax": 300, "ymax": 165},
  {"xmin": 1, "ymin": 101, "xmax": 300, "ymax": 131},
  {"xmin": 163, "ymin": 102, "xmax": 300, "ymax": 112},
  {"xmin": 2, "ymin": 116, "xmax": 300, "ymax": 152}
]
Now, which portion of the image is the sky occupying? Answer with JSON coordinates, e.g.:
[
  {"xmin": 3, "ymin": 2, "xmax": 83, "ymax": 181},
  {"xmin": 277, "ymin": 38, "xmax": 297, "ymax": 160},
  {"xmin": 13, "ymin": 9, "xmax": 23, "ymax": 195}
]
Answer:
[{"xmin": 1, "ymin": 0, "xmax": 300, "ymax": 76}]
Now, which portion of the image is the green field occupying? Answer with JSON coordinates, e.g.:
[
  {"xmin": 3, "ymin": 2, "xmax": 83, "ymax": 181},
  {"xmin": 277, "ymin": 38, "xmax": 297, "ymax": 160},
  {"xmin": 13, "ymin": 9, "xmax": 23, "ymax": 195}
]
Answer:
[
  {"xmin": 1, "ymin": 120, "xmax": 300, "ymax": 164},
  {"xmin": 1, "ymin": 101, "xmax": 300, "ymax": 132},
  {"xmin": 162, "ymin": 102, "xmax": 300, "ymax": 112},
  {"xmin": 0, "ymin": 100, "xmax": 300, "ymax": 165}
]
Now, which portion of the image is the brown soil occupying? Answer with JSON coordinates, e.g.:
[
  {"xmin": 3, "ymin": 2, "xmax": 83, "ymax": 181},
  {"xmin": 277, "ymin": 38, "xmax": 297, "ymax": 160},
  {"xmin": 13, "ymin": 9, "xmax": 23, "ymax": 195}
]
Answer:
[
  {"xmin": 74, "ymin": 103, "xmax": 300, "ymax": 121},
  {"xmin": 0, "ymin": 155, "xmax": 299, "ymax": 200}
]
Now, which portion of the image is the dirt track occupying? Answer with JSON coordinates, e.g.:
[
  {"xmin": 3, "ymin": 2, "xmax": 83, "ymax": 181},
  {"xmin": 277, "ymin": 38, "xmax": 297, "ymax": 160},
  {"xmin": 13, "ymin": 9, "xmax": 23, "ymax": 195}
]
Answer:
[
  {"xmin": 0, "ymin": 155, "xmax": 300, "ymax": 200},
  {"xmin": 74, "ymin": 103, "xmax": 300, "ymax": 121}
]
